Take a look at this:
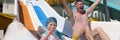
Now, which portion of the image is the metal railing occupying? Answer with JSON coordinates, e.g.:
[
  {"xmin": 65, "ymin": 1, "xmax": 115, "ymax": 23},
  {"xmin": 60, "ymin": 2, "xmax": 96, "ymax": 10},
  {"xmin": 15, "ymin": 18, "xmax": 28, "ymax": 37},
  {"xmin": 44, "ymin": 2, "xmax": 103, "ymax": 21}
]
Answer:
[{"xmin": 89, "ymin": 10, "xmax": 106, "ymax": 21}]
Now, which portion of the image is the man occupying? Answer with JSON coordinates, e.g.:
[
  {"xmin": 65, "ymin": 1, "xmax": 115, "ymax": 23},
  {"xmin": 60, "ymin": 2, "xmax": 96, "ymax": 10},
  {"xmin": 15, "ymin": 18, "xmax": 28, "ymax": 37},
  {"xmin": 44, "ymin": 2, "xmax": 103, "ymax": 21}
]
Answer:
[{"xmin": 61, "ymin": 0, "xmax": 110, "ymax": 40}]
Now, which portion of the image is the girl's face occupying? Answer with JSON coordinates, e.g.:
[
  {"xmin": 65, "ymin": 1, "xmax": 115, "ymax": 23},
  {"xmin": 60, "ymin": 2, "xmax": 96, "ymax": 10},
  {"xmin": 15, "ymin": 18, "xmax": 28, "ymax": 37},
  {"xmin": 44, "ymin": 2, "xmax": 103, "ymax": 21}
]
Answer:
[{"xmin": 47, "ymin": 22, "xmax": 57, "ymax": 33}]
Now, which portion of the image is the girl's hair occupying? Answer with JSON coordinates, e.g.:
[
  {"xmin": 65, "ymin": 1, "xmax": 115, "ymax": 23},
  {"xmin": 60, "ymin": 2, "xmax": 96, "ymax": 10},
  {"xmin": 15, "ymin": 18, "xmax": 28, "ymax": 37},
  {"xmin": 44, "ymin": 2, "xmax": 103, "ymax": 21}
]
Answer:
[{"xmin": 46, "ymin": 17, "xmax": 57, "ymax": 26}]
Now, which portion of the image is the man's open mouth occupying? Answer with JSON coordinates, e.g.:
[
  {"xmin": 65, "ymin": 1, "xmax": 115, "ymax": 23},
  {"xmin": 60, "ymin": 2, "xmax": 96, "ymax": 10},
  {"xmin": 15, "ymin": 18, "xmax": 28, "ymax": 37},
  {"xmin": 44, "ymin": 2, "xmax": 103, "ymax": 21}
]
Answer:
[{"xmin": 80, "ymin": 7, "xmax": 83, "ymax": 9}]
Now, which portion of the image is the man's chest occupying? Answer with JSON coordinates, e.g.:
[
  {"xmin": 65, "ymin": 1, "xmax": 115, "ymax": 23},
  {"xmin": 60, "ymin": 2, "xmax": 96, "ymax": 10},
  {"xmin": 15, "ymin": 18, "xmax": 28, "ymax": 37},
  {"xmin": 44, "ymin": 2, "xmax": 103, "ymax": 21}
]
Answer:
[{"xmin": 74, "ymin": 14, "xmax": 88, "ymax": 21}]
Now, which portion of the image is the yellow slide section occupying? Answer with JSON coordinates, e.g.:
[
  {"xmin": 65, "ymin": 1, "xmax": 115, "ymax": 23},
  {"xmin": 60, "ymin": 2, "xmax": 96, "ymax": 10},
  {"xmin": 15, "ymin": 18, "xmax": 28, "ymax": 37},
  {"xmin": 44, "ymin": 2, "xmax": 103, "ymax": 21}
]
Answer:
[{"xmin": 0, "ymin": 13, "xmax": 14, "ymax": 31}]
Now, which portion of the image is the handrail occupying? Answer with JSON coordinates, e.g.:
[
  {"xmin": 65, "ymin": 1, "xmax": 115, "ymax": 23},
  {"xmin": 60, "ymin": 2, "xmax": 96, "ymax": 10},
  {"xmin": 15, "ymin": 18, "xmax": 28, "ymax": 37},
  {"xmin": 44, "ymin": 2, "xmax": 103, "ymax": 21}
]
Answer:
[
  {"xmin": 14, "ymin": 0, "xmax": 19, "ymax": 21},
  {"xmin": 90, "ymin": 10, "xmax": 106, "ymax": 21}
]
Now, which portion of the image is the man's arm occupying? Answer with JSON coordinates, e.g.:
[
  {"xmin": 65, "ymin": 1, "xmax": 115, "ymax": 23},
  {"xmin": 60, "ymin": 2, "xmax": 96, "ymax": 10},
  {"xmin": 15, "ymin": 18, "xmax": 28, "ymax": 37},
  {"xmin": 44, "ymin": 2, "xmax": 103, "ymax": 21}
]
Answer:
[
  {"xmin": 86, "ymin": 0, "xmax": 100, "ymax": 15},
  {"xmin": 61, "ymin": 0, "xmax": 74, "ymax": 26}
]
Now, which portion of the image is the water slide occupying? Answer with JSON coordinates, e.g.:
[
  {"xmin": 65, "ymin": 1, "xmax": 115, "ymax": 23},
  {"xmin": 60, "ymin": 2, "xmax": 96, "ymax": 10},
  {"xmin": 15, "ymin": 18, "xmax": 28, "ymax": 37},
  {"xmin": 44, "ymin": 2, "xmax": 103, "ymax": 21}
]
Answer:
[{"xmin": 4, "ymin": 0, "xmax": 120, "ymax": 40}]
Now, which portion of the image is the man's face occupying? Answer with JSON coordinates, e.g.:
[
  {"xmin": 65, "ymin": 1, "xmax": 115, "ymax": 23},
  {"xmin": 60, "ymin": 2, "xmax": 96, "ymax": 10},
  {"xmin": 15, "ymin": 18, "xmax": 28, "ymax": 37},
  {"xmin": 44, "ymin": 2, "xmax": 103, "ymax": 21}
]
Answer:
[
  {"xmin": 75, "ymin": 1, "xmax": 84, "ymax": 11},
  {"xmin": 47, "ymin": 22, "xmax": 57, "ymax": 33}
]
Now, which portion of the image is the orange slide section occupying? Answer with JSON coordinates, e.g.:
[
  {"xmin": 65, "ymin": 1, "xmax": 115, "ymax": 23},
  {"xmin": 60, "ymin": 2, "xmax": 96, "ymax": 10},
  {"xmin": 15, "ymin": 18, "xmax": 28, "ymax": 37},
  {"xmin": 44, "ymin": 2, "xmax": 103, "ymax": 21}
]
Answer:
[{"xmin": 19, "ymin": 2, "xmax": 40, "ymax": 39}]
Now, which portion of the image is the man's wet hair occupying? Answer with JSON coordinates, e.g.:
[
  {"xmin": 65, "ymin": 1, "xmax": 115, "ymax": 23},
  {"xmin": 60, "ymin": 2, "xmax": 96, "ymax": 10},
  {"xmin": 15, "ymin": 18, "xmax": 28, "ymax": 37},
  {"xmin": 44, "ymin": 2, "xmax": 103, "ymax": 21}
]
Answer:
[{"xmin": 75, "ymin": 0, "xmax": 83, "ymax": 5}]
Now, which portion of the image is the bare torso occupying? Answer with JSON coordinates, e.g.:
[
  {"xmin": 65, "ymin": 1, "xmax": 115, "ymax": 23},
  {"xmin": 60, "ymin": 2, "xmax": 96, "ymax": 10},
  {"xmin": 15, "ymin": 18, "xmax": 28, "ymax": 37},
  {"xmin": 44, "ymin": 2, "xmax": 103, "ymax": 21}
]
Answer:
[{"xmin": 73, "ymin": 12, "xmax": 88, "ymax": 28}]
